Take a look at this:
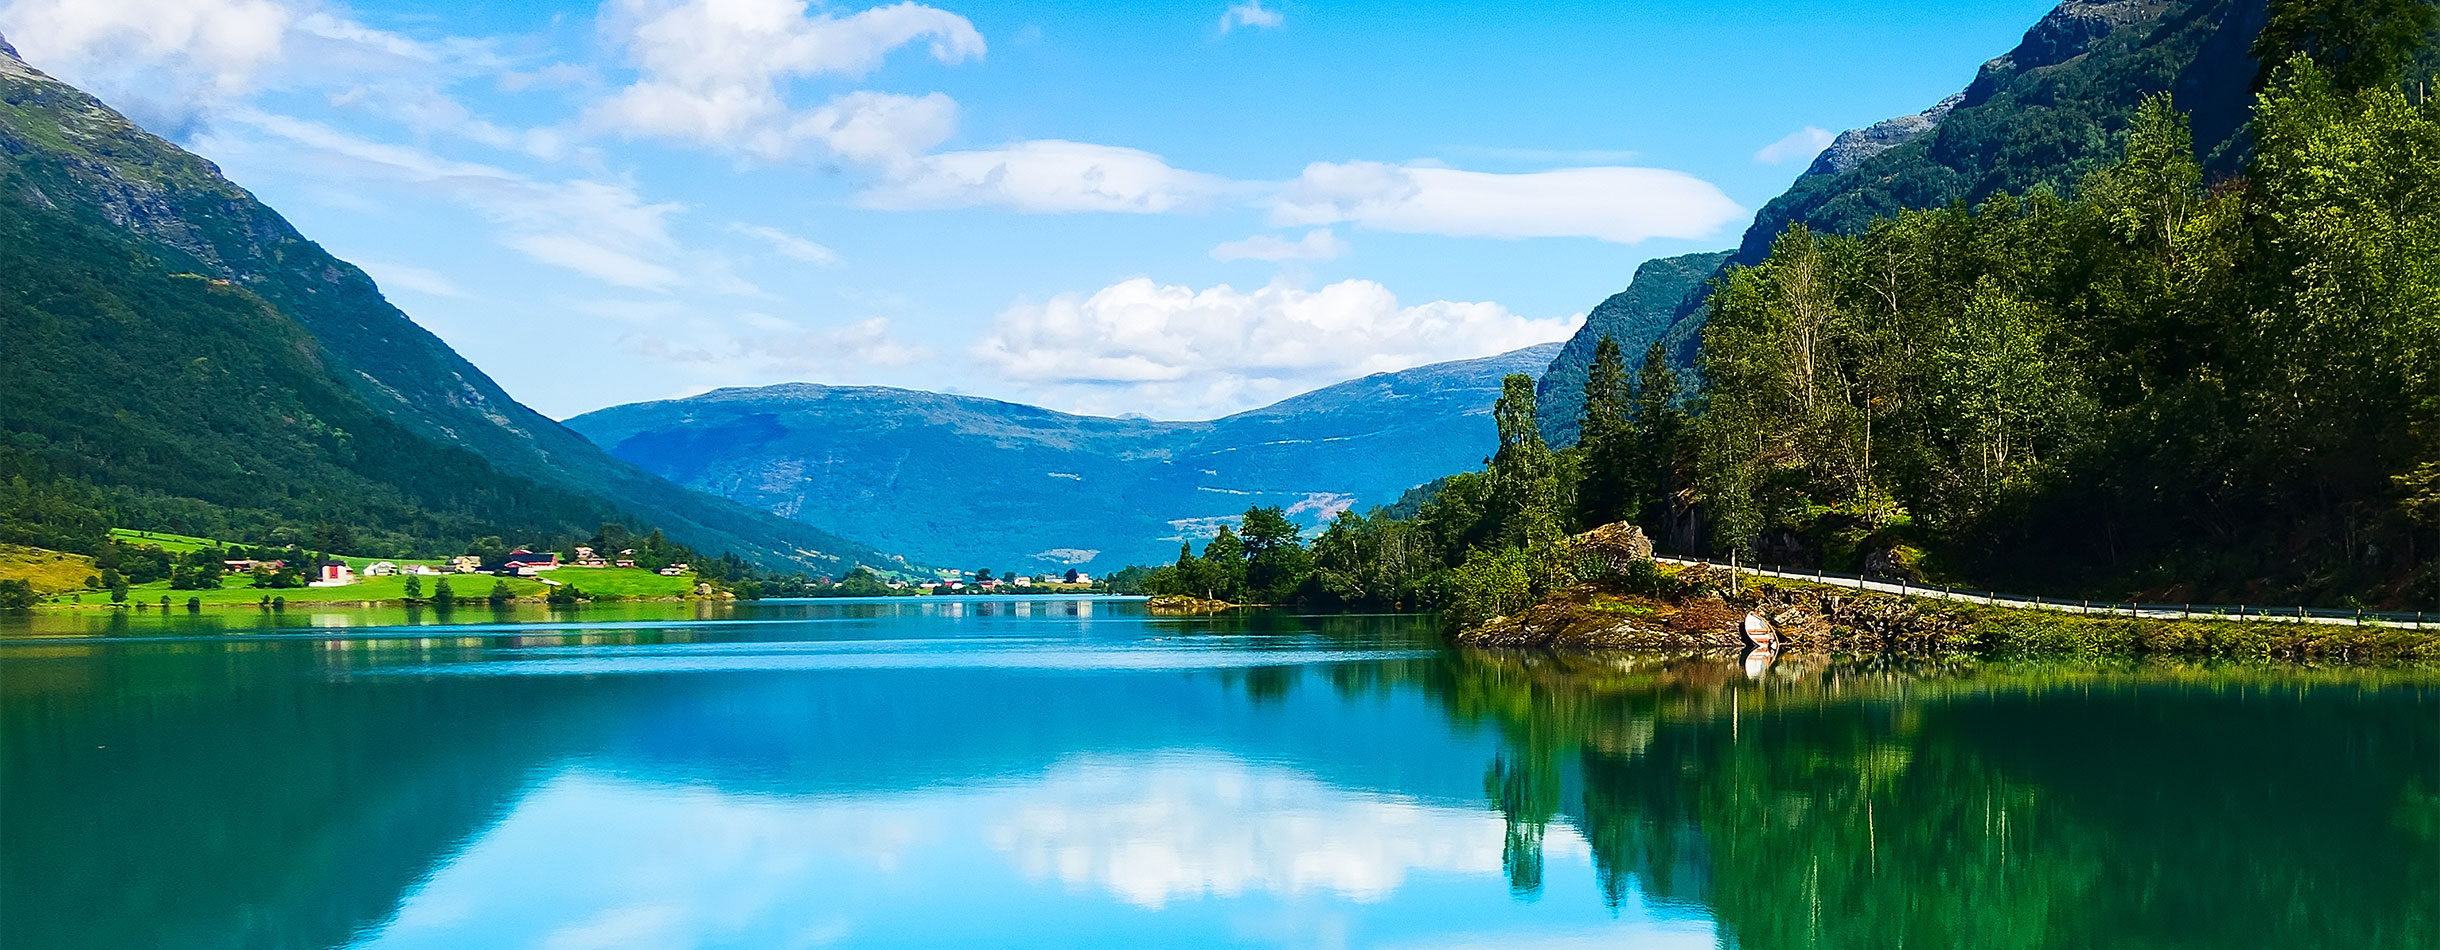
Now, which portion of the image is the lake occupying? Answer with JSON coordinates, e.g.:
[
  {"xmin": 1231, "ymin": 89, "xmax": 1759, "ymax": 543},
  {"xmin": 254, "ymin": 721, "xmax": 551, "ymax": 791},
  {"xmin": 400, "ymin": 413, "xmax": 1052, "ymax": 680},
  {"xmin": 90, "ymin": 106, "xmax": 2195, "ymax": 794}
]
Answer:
[{"xmin": 3, "ymin": 597, "xmax": 2434, "ymax": 949}]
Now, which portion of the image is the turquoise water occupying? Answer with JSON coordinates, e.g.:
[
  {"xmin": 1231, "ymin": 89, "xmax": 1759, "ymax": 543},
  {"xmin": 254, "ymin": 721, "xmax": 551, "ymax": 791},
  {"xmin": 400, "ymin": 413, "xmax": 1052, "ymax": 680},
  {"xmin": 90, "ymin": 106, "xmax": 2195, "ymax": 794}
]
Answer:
[{"xmin": 3, "ymin": 597, "xmax": 2434, "ymax": 949}]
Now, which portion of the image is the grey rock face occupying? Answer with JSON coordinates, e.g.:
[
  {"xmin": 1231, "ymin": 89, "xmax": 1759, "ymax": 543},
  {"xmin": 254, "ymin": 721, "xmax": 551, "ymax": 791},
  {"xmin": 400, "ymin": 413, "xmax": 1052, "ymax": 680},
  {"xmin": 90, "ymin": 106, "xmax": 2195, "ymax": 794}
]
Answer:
[
  {"xmin": 1804, "ymin": 92, "xmax": 1966, "ymax": 177},
  {"xmin": 1803, "ymin": 0, "xmax": 2160, "ymax": 179}
]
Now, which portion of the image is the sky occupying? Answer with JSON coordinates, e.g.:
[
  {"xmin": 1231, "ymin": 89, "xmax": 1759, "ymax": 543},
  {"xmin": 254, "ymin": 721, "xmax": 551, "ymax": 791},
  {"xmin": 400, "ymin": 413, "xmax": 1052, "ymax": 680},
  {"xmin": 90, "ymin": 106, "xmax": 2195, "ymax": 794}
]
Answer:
[{"xmin": 0, "ymin": 0, "xmax": 2060, "ymax": 421}]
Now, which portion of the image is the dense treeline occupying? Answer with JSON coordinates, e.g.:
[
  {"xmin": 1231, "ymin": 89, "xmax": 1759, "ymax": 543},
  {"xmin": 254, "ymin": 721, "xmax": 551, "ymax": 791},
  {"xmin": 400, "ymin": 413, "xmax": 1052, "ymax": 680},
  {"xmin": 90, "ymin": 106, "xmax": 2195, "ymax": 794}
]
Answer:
[
  {"xmin": 1693, "ymin": 51, "xmax": 2438, "ymax": 605},
  {"xmin": 1136, "ymin": 23, "xmax": 2438, "ymax": 613},
  {"xmin": 1144, "ymin": 369, "xmax": 1668, "ymax": 625}
]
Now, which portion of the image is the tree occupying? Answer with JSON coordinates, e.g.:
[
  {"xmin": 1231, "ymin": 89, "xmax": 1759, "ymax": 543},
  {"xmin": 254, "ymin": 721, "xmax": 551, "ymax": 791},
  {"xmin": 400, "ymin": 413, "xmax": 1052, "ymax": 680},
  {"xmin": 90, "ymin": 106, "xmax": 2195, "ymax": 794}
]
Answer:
[
  {"xmin": 109, "ymin": 576, "xmax": 128, "ymax": 604},
  {"xmin": 1633, "ymin": 342, "xmax": 1686, "ymax": 532},
  {"xmin": 1063, "ymin": 568, "xmax": 1081, "ymax": 584},
  {"xmin": 1575, "ymin": 335, "xmax": 1642, "ymax": 529},
  {"xmin": 0, "ymin": 579, "xmax": 35, "ymax": 610},
  {"xmin": 432, "ymin": 576, "xmax": 454, "ymax": 606},
  {"xmin": 1238, "ymin": 505, "xmax": 1313, "ymax": 602},
  {"xmin": 465, "ymin": 536, "xmax": 509, "ymax": 563},
  {"xmin": 403, "ymin": 574, "xmax": 423, "ymax": 601},
  {"xmin": 487, "ymin": 579, "xmax": 515, "ymax": 605},
  {"xmin": 1199, "ymin": 525, "xmax": 1248, "ymax": 601},
  {"xmin": 1488, "ymin": 374, "xmax": 1563, "ymax": 549},
  {"xmin": 2253, "ymin": 0, "xmax": 2436, "ymax": 93}
]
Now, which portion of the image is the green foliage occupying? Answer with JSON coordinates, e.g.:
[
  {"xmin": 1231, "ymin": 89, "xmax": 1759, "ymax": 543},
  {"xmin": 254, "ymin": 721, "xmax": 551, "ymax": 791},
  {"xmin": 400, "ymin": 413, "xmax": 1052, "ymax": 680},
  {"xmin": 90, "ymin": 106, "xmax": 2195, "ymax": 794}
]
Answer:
[
  {"xmin": 1573, "ymin": 337, "xmax": 1640, "ymax": 529},
  {"xmin": 1488, "ymin": 375, "xmax": 1565, "ymax": 550},
  {"xmin": 401, "ymin": 575, "xmax": 422, "ymax": 601},
  {"xmin": 2254, "ymin": 0, "xmax": 2438, "ymax": 93},
  {"xmin": 1688, "ymin": 73, "xmax": 2440, "ymax": 605},
  {"xmin": 0, "ymin": 578, "xmax": 34, "ymax": 610},
  {"xmin": 486, "ymin": 580, "xmax": 515, "ymax": 605},
  {"xmin": 431, "ymin": 577, "xmax": 454, "ymax": 604},
  {"xmin": 1444, "ymin": 547, "xmax": 1535, "ymax": 631}
]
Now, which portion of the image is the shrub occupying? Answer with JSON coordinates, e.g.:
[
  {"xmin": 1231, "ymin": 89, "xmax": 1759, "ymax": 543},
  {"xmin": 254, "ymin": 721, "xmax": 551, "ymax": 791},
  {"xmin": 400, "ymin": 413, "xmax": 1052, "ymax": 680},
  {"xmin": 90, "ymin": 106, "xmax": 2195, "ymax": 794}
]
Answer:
[
  {"xmin": 0, "ymin": 579, "xmax": 35, "ymax": 610},
  {"xmin": 1445, "ymin": 548, "xmax": 1535, "ymax": 630}
]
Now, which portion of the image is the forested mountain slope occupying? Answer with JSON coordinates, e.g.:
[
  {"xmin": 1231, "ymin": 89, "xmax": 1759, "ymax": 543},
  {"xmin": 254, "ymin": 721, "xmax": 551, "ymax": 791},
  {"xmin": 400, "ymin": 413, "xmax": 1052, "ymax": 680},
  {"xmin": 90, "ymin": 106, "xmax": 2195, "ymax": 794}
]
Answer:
[
  {"xmin": 567, "ymin": 344, "xmax": 1562, "ymax": 572},
  {"xmin": 0, "ymin": 38, "xmax": 902, "ymax": 570},
  {"xmin": 1538, "ymin": 0, "xmax": 2333, "ymax": 439}
]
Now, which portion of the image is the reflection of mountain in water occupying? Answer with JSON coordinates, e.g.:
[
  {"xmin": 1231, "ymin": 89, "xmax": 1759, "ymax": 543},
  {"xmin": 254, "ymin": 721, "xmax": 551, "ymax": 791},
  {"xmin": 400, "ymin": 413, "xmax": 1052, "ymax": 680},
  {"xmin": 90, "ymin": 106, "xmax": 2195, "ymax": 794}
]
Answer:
[
  {"xmin": 1429, "ymin": 654, "xmax": 2440, "ymax": 949},
  {"xmin": 4, "ymin": 614, "xmax": 2433, "ymax": 949}
]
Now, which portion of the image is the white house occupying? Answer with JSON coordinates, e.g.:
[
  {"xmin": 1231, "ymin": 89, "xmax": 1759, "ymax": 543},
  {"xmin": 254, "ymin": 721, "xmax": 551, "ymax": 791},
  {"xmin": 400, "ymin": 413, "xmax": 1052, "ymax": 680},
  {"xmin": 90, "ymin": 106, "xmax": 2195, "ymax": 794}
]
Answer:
[
  {"xmin": 363, "ymin": 561, "xmax": 399, "ymax": 577},
  {"xmin": 308, "ymin": 559, "xmax": 355, "ymax": 587}
]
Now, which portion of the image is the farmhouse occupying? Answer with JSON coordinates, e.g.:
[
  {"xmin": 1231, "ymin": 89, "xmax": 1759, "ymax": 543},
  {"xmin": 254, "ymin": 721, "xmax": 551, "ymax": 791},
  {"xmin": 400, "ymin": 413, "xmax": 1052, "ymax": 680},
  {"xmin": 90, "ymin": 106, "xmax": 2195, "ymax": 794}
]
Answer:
[
  {"xmin": 500, "ymin": 550, "xmax": 560, "ymax": 575},
  {"xmin": 309, "ymin": 559, "xmax": 354, "ymax": 586}
]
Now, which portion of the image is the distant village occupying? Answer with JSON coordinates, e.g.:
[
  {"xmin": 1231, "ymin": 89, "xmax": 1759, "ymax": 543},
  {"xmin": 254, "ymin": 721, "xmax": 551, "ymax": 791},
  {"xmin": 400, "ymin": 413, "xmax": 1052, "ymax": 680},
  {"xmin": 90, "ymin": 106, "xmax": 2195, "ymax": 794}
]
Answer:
[
  {"xmin": 911, "ymin": 567, "xmax": 1093, "ymax": 593},
  {"xmin": 248, "ymin": 546, "xmax": 691, "ymax": 588}
]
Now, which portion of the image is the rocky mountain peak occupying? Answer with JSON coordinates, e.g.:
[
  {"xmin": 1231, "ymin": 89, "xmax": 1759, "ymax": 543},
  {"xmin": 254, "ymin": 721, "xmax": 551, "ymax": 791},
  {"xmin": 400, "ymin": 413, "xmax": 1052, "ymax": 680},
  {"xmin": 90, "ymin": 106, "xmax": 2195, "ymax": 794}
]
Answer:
[
  {"xmin": 0, "ymin": 31, "xmax": 17, "ymax": 62},
  {"xmin": 1800, "ymin": 0, "xmax": 2162, "ymax": 179},
  {"xmin": 1804, "ymin": 92, "xmax": 1966, "ymax": 177}
]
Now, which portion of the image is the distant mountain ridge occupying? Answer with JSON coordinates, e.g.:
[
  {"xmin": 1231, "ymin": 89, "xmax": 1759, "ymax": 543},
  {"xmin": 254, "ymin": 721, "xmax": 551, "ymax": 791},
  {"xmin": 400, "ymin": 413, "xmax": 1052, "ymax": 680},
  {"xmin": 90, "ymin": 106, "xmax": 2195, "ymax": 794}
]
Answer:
[
  {"xmin": 0, "ymin": 37, "xmax": 906, "ymax": 571},
  {"xmin": 567, "ymin": 344, "xmax": 1564, "ymax": 571},
  {"xmin": 1536, "ymin": 0, "xmax": 2294, "ymax": 440}
]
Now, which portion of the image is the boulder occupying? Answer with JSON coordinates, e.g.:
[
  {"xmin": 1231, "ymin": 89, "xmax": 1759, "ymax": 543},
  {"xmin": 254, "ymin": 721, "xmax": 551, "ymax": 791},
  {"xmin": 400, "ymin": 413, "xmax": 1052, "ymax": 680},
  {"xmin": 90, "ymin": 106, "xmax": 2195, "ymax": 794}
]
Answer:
[{"xmin": 1572, "ymin": 522, "xmax": 1655, "ymax": 573}]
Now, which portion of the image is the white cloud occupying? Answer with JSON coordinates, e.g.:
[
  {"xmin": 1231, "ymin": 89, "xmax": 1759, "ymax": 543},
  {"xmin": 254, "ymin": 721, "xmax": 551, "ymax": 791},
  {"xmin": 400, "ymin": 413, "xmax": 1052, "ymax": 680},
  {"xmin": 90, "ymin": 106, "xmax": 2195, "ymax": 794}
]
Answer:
[
  {"xmin": 788, "ymin": 89, "xmax": 958, "ymax": 167},
  {"xmin": 859, "ymin": 139, "xmax": 1231, "ymax": 214},
  {"xmin": 1754, "ymin": 125, "xmax": 1835, "ymax": 165},
  {"xmin": 1211, "ymin": 228, "xmax": 1345, "ymax": 262},
  {"xmin": 732, "ymin": 224, "xmax": 840, "ymax": 265},
  {"xmin": 991, "ymin": 754, "xmax": 1572, "ymax": 909},
  {"xmin": 971, "ymin": 276, "xmax": 1581, "ymax": 418},
  {"xmin": 1218, "ymin": 1, "xmax": 1284, "ymax": 33},
  {"xmin": 0, "ymin": 0, "xmax": 509, "ymax": 144},
  {"xmin": 213, "ymin": 112, "xmax": 690, "ymax": 291},
  {"xmin": 1272, "ymin": 161, "xmax": 1744, "ymax": 243},
  {"xmin": 591, "ymin": 0, "xmax": 983, "ymax": 160},
  {"xmin": 0, "ymin": 0, "xmax": 292, "ymax": 113},
  {"xmin": 361, "ymin": 757, "xmax": 1634, "ymax": 949}
]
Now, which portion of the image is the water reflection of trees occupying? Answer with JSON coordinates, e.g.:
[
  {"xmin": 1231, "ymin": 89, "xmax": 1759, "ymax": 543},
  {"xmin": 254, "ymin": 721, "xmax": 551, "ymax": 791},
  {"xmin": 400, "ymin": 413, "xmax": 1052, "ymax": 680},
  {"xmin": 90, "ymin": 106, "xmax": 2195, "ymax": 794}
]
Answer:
[{"xmin": 1386, "ymin": 650, "xmax": 2440, "ymax": 949}]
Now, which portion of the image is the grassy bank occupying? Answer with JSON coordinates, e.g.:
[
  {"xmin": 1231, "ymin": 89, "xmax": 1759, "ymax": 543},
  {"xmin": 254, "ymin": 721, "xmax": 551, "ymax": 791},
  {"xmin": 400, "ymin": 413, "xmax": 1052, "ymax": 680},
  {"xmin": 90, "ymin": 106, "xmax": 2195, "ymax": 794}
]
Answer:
[{"xmin": 31, "ymin": 566, "xmax": 699, "ymax": 610}]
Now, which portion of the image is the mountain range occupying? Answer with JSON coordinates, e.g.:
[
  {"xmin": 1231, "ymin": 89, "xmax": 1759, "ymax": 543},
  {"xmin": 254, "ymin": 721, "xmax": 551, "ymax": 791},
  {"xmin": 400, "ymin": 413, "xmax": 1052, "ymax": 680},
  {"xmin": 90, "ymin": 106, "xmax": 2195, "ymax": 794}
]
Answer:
[
  {"xmin": 565, "ymin": 344, "xmax": 1561, "ymax": 573},
  {"xmin": 0, "ymin": 37, "xmax": 902, "ymax": 573}
]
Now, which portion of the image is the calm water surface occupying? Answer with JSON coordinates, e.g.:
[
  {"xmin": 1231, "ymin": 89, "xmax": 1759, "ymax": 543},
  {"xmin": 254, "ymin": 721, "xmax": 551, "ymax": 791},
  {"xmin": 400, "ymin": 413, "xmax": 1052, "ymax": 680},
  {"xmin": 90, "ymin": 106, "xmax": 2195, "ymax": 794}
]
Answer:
[{"xmin": 3, "ymin": 597, "xmax": 2434, "ymax": 949}]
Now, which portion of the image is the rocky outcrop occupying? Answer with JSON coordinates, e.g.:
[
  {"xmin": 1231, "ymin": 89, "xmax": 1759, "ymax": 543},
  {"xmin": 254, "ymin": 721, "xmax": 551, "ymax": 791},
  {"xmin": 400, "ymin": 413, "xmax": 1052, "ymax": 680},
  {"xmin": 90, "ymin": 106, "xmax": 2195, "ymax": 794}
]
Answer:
[
  {"xmin": 1572, "ymin": 522, "xmax": 1655, "ymax": 574},
  {"xmin": 1804, "ymin": 93, "xmax": 1965, "ymax": 177},
  {"xmin": 1803, "ymin": 0, "xmax": 2162, "ymax": 179},
  {"xmin": 1146, "ymin": 595, "xmax": 1235, "ymax": 614}
]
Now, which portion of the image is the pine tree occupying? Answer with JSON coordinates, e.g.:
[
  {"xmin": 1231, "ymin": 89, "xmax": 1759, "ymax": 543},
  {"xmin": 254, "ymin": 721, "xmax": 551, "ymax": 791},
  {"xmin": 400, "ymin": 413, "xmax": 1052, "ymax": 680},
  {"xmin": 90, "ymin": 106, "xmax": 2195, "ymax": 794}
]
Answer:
[
  {"xmin": 1575, "ymin": 336, "xmax": 1640, "ymax": 528},
  {"xmin": 1632, "ymin": 343, "xmax": 1685, "ymax": 533}
]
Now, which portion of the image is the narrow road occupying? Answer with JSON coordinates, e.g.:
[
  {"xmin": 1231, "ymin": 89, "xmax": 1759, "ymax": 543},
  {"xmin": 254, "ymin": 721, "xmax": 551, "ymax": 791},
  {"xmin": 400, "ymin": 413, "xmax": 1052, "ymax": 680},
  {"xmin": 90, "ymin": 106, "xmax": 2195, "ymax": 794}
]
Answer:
[{"xmin": 1651, "ymin": 556, "xmax": 2438, "ymax": 631}]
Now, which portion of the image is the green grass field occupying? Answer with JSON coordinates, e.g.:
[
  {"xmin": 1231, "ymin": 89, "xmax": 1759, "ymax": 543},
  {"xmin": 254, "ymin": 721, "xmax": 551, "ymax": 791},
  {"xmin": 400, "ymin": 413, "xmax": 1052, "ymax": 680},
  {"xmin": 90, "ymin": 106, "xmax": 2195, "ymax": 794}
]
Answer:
[
  {"xmin": 0, "ymin": 544, "xmax": 99, "ymax": 594},
  {"xmin": 108, "ymin": 527, "xmax": 453, "ymax": 571},
  {"xmin": 107, "ymin": 528, "xmax": 220, "ymax": 554},
  {"xmin": 37, "ymin": 565, "xmax": 695, "ymax": 609}
]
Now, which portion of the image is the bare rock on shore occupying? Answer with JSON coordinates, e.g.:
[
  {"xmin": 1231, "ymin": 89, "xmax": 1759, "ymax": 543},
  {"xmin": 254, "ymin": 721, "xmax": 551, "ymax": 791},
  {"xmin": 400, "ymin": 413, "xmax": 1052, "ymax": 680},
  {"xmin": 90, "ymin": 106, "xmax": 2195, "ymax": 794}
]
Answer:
[{"xmin": 1147, "ymin": 595, "xmax": 1234, "ymax": 614}]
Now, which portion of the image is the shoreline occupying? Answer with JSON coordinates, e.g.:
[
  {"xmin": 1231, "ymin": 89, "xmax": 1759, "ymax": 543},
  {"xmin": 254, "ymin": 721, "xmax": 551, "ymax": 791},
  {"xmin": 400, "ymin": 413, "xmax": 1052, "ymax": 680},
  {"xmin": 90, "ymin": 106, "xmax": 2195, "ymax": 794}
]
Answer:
[{"xmin": 1454, "ymin": 567, "xmax": 2437, "ymax": 664}]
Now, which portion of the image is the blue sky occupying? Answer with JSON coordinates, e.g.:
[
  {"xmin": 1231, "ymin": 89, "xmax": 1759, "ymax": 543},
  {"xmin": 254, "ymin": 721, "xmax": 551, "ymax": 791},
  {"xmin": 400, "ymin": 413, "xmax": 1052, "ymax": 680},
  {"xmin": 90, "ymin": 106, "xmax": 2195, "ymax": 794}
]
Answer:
[{"xmin": 2, "ymin": 0, "xmax": 2057, "ymax": 419}]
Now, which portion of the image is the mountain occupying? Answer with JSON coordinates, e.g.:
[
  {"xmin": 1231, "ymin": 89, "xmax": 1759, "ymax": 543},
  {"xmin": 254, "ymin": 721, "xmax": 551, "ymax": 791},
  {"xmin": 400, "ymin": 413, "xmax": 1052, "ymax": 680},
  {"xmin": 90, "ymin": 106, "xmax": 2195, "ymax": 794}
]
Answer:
[
  {"xmin": 566, "ymin": 344, "xmax": 1564, "ymax": 572},
  {"xmin": 1537, "ymin": 0, "xmax": 2288, "ymax": 439},
  {"xmin": 0, "ymin": 38, "xmax": 905, "ymax": 572},
  {"xmin": 1530, "ymin": 251, "xmax": 1729, "ymax": 444}
]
